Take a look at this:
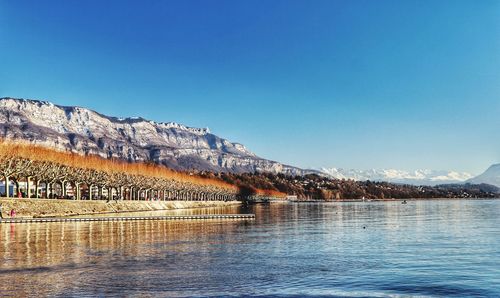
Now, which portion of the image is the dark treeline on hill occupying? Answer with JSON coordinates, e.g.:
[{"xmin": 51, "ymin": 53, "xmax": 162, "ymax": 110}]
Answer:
[{"xmin": 198, "ymin": 172, "xmax": 500, "ymax": 200}]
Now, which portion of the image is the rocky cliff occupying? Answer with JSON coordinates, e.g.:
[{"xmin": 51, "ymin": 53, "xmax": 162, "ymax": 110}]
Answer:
[{"xmin": 0, "ymin": 97, "xmax": 305, "ymax": 174}]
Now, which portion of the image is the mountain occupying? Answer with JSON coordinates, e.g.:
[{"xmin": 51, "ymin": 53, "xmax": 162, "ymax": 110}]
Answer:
[
  {"xmin": 319, "ymin": 167, "xmax": 473, "ymax": 186},
  {"xmin": 0, "ymin": 97, "xmax": 483, "ymax": 184},
  {"xmin": 467, "ymin": 164, "xmax": 500, "ymax": 187},
  {"xmin": 0, "ymin": 97, "xmax": 307, "ymax": 174}
]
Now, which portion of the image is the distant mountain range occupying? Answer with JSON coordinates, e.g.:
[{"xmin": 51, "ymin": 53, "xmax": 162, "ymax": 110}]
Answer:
[
  {"xmin": 1, "ymin": 97, "xmax": 496, "ymax": 188},
  {"xmin": 319, "ymin": 167, "xmax": 473, "ymax": 186},
  {"xmin": 0, "ymin": 97, "xmax": 306, "ymax": 175}
]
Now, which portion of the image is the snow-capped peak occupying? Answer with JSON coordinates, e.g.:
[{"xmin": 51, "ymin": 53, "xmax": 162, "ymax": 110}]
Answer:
[{"xmin": 467, "ymin": 164, "xmax": 500, "ymax": 187}]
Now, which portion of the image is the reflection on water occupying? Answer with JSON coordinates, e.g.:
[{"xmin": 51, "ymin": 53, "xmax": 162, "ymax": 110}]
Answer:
[
  {"xmin": 1, "ymin": 200, "xmax": 500, "ymax": 297},
  {"xmin": 72, "ymin": 205, "xmax": 244, "ymax": 218}
]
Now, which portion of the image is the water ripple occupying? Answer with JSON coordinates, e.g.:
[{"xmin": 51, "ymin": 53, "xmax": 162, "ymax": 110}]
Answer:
[{"xmin": 0, "ymin": 199, "xmax": 499, "ymax": 297}]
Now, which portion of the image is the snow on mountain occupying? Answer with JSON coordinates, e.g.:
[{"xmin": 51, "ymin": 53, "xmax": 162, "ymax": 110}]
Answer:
[
  {"xmin": 0, "ymin": 97, "xmax": 306, "ymax": 174},
  {"xmin": 467, "ymin": 164, "xmax": 500, "ymax": 187},
  {"xmin": 0, "ymin": 97, "xmax": 484, "ymax": 183},
  {"xmin": 320, "ymin": 167, "xmax": 473, "ymax": 186}
]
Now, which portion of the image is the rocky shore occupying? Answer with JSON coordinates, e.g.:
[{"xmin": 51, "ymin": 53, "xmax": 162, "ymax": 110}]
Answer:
[{"xmin": 0, "ymin": 198, "xmax": 241, "ymax": 218}]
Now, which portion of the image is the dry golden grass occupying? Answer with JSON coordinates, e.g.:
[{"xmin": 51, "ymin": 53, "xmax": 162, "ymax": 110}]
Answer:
[
  {"xmin": 0, "ymin": 139, "xmax": 287, "ymax": 197},
  {"xmin": 0, "ymin": 139, "xmax": 236, "ymax": 190}
]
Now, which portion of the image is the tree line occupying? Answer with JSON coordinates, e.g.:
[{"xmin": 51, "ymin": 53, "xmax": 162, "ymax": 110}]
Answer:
[
  {"xmin": 206, "ymin": 172, "xmax": 499, "ymax": 200},
  {"xmin": 0, "ymin": 140, "xmax": 284, "ymax": 201}
]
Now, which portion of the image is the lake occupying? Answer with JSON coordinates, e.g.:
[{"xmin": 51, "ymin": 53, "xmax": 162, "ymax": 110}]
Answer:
[{"xmin": 1, "ymin": 199, "xmax": 499, "ymax": 297}]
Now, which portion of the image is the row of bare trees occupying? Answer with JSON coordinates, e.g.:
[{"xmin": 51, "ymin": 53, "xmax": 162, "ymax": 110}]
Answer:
[{"xmin": 0, "ymin": 141, "xmax": 241, "ymax": 201}]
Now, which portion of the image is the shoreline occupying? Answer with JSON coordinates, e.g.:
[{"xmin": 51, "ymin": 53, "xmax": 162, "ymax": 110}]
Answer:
[
  {"xmin": 287, "ymin": 197, "xmax": 498, "ymax": 203},
  {"xmin": 0, "ymin": 198, "xmax": 241, "ymax": 219}
]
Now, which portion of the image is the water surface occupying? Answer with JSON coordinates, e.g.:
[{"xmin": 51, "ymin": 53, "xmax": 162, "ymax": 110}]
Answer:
[{"xmin": 1, "ymin": 199, "xmax": 499, "ymax": 297}]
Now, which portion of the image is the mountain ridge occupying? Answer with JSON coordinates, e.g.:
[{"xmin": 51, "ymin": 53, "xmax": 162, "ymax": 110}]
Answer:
[
  {"xmin": 319, "ymin": 167, "xmax": 473, "ymax": 186},
  {"xmin": 0, "ymin": 97, "xmax": 307, "ymax": 175},
  {"xmin": 0, "ymin": 97, "xmax": 488, "ymax": 186}
]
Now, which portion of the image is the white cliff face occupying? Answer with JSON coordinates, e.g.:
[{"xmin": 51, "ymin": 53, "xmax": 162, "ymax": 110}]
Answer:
[
  {"xmin": 320, "ymin": 167, "xmax": 473, "ymax": 186},
  {"xmin": 0, "ymin": 97, "xmax": 303, "ymax": 174}
]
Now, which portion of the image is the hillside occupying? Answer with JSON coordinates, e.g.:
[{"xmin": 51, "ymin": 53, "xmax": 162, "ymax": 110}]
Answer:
[
  {"xmin": 0, "ymin": 97, "xmax": 306, "ymax": 175},
  {"xmin": 208, "ymin": 172, "xmax": 500, "ymax": 200}
]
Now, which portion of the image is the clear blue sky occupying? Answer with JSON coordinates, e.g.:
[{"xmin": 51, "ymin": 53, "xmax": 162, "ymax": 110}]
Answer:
[{"xmin": 1, "ymin": 0, "xmax": 499, "ymax": 174}]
